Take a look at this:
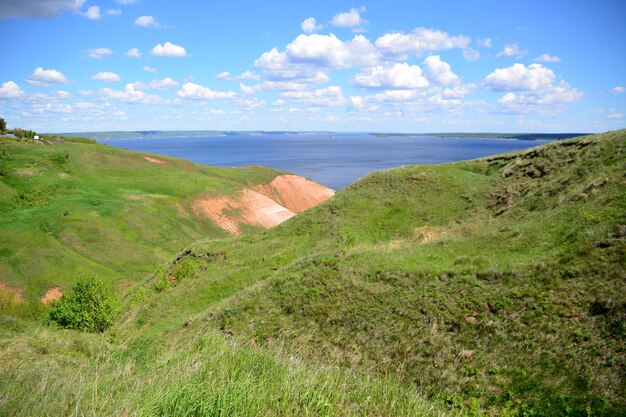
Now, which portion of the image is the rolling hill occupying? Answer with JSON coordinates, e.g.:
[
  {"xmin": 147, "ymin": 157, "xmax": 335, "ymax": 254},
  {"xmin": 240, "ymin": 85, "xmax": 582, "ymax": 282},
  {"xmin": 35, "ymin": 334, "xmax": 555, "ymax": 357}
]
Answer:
[{"xmin": 1, "ymin": 130, "xmax": 624, "ymax": 416}]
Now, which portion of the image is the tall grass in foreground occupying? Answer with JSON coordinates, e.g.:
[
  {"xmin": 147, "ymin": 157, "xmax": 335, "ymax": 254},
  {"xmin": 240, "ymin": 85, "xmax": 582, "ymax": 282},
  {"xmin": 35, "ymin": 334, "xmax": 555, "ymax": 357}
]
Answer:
[{"xmin": 0, "ymin": 324, "xmax": 447, "ymax": 416}]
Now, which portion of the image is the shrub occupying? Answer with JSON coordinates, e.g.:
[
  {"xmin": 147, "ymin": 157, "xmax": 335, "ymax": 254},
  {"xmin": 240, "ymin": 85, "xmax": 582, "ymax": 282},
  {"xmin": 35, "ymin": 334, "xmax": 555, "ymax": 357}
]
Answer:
[{"xmin": 48, "ymin": 277, "xmax": 120, "ymax": 332}]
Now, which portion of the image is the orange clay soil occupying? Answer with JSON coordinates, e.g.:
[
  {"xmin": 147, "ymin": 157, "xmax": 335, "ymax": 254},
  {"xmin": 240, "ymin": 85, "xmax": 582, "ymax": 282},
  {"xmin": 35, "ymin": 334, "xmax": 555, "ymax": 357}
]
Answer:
[
  {"xmin": 0, "ymin": 282, "xmax": 23, "ymax": 302},
  {"xmin": 253, "ymin": 174, "xmax": 335, "ymax": 213},
  {"xmin": 192, "ymin": 189, "xmax": 296, "ymax": 236},
  {"xmin": 40, "ymin": 287, "xmax": 62, "ymax": 304}
]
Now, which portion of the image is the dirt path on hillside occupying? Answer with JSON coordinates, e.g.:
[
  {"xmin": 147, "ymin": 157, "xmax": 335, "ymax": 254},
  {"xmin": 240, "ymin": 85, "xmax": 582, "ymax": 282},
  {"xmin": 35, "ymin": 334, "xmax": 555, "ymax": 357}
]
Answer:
[{"xmin": 40, "ymin": 287, "xmax": 62, "ymax": 303}]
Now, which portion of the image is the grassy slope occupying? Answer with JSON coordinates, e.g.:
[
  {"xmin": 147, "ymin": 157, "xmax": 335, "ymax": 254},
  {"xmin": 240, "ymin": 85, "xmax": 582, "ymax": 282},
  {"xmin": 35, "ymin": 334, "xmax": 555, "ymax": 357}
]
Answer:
[
  {"xmin": 1, "ymin": 131, "xmax": 624, "ymax": 416},
  {"xmin": 119, "ymin": 130, "xmax": 625, "ymax": 415},
  {"xmin": 0, "ymin": 138, "xmax": 281, "ymax": 299}
]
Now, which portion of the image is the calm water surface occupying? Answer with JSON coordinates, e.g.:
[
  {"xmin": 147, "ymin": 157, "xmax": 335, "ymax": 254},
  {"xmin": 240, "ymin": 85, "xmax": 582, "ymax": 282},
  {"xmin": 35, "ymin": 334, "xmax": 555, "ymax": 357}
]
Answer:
[{"xmin": 103, "ymin": 134, "xmax": 549, "ymax": 189}]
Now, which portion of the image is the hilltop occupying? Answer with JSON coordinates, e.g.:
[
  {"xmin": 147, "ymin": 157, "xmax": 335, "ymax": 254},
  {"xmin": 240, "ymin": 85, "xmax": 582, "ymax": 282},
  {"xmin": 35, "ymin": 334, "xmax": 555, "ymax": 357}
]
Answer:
[
  {"xmin": 0, "ymin": 136, "xmax": 333, "ymax": 301},
  {"xmin": 0, "ymin": 130, "xmax": 624, "ymax": 416}
]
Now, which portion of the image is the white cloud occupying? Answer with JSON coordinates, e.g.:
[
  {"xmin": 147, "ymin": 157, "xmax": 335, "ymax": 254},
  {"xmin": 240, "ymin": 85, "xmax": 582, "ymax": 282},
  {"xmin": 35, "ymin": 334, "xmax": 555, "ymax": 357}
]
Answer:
[
  {"xmin": 301, "ymin": 17, "xmax": 322, "ymax": 34},
  {"xmin": 27, "ymin": 67, "xmax": 69, "ymax": 86},
  {"xmin": 285, "ymin": 33, "xmax": 378, "ymax": 68},
  {"xmin": 115, "ymin": 0, "xmax": 138, "ymax": 4},
  {"xmin": 216, "ymin": 71, "xmax": 260, "ymax": 81},
  {"xmin": 135, "ymin": 15, "xmax": 161, "ymax": 28},
  {"xmin": 98, "ymin": 84, "xmax": 168, "ymax": 104},
  {"xmin": 125, "ymin": 48, "xmax": 141, "ymax": 58},
  {"xmin": 91, "ymin": 72, "xmax": 121, "ymax": 82},
  {"xmin": 496, "ymin": 43, "xmax": 525, "ymax": 57},
  {"xmin": 534, "ymin": 54, "xmax": 560, "ymax": 63},
  {"xmin": 82, "ymin": 5, "xmax": 100, "ymax": 20},
  {"xmin": 462, "ymin": 48, "xmax": 480, "ymax": 61},
  {"xmin": 495, "ymin": 79, "xmax": 582, "ymax": 114},
  {"xmin": 331, "ymin": 7, "xmax": 368, "ymax": 31},
  {"xmin": 375, "ymin": 28, "xmax": 470, "ymax": 58},
  {"xmin": 423, "ymin": 55, "xmax": 460, "ymax": 85},
  {"xmin": 484, "ymin": 63, "xmax": 555, "ymax": 91},
  {"xmin": 151, "ymin": 42, "xmax": 188, "ymax": 57},
  {"xmin": 57, "ymin": 90, "xmax": 71, "ymax": 99},
  {"xmin": 28, "ymin": 90, "xmax": 73, "ymax": 103},
  {"xmin": 441, "ymin": 84, "xmax": 475, "ymax": 99},
  {"xmin": 143, "ymin": 66, "xmax": 157, "ymax": 73},
  {"xmin": 477, "ymin": 38, "xmax": 493, "ymax": 48},
  {"xmin": 608, "ymin": 112, "xmax": 624, "ymax": 119},
  {"xmin": 611, "ymin": 86, "xmax": 625, "ymax": 94},
  {"xmin": 85, "ymin": 47, "xmax": 113, "ymax": 59},
  {"xmin": 176, "ymin": 82, "xmax": 236, "ymax": 100},
  {"xmin": 280, "ymin": 86, "xmax": 346, "ymax": 107},
  {"xmin": 240, "ymin": 77, "xmax": 327, "ymax": 93},
  {"xmin": 106, "ymin": 8, "xmax": 122, "ymax": 16},
  {"xmin": 32, "ymin": 103, "xmax": 72, "ymax": 113},
  {"xmin": 354, "ymin": 63, "xmax": 429, "ymax": 89},
  {"xmin": 132, "ymin": 77, "xmax": 179, "ymax": 90},
  {"xmin": 0, "ymin": 0, "xmax": 84, "ymax": 18},
  {"xmin": 0, "ymin": 81, "xmax": 26, "ymax": 99}
]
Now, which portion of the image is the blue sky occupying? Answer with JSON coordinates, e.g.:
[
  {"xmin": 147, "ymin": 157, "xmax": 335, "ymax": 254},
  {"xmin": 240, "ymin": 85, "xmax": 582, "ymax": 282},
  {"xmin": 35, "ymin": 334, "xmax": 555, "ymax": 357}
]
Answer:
[{"xmin": 0, "ymin": 0, "xmax": 624, "ymax": 133}]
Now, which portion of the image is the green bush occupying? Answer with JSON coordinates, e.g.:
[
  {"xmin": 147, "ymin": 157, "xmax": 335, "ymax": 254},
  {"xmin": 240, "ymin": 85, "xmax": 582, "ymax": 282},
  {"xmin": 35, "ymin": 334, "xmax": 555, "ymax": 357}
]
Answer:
[{"xmin": 48, "ymin": 277, "xmax": 120, "ymax": 332}]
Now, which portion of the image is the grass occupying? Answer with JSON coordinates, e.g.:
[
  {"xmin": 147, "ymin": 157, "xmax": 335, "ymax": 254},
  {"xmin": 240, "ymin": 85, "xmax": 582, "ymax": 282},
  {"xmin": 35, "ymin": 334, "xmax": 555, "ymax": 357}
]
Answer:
[
  {"xmin": 0, "ymin": 137, "xmax": 282, "ymax": 299},
  {"xmin": 1, "ymin": 130, "xmax": 625, "ymax": 416}
]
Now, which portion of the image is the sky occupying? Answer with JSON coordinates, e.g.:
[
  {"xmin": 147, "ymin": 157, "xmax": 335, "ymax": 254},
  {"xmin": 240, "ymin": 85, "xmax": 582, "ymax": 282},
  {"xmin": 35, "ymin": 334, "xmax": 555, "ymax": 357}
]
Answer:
[{"xmin": 0, "ymin": 0, "xmax": 625, "ymax": 133}]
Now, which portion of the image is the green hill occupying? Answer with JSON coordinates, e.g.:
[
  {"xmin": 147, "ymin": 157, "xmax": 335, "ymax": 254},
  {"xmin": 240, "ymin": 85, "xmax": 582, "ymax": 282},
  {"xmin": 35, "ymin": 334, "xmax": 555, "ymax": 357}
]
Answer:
[
  {"xmin": 0, "ymin": 137, "xmax": 289, "ymax": 300},
  {"xmin": 1, "ymin": 130, "xmax": 624, "ymax": 416}
]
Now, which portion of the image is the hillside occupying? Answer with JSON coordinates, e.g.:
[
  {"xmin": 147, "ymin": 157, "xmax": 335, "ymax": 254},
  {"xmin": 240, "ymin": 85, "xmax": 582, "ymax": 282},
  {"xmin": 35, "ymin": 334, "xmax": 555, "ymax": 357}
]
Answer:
[
  {"xmin": 0, "ymin": 130, "xmax": 624, "ymax": 416},
  {"xmin": 0, "ymin": 137, "xmax": 333, "ymax": 301}
]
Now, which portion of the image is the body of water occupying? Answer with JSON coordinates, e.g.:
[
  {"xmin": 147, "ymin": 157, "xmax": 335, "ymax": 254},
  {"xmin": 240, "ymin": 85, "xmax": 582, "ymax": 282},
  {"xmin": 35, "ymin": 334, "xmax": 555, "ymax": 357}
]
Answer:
[{"xmin": 102, "ymin": 133, "xmax": 550, "ymax": 189}]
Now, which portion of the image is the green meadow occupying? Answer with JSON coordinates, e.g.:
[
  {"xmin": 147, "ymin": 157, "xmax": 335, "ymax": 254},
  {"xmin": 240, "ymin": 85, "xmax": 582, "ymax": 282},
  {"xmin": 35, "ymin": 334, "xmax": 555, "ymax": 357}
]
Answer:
[{"xmin": 1, "ymin": 130, "xmax": 624, "ymax": 416}]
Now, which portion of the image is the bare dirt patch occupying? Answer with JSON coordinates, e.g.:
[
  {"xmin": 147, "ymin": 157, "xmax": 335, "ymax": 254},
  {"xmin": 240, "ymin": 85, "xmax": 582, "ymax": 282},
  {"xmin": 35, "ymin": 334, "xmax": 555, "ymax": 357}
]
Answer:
[
  {"xmin": 0, "ymin": 282, "xmax": 23, "ymax": 302},
  {"xmin": 144, "ymin": 156, "xmax": 166, "ymax": 164},
  {"xmin": 192, "ymin": 189, "xmax": 296, "ymax": 236},
  {"xmin": 413, "ymin": 226, "xmax": 446, "ymax": 243},
  {"xmin": 40, "ymin": 287, "xmax": 62, "ymax": 303},
  {"xmin": 253, "ymin": 174, "xmax": 335, "ymax": 213}
]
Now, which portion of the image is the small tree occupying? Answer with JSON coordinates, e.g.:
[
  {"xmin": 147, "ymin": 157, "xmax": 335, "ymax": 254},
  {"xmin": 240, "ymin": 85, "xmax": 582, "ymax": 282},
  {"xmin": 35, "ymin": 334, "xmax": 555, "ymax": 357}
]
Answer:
[
  {"xmin": 0, "ymin": 117, "xmax": 6, "ymax": 133},
  {"xmin": 48, "ymin": 277, "xmax": 120, "ymax": 332}
]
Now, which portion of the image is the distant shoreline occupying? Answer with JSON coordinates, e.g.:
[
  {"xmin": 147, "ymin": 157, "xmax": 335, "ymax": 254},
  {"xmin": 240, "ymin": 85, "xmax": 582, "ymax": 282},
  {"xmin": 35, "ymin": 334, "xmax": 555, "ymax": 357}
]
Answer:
[{"xmin": 52, "ymin": 130, "xmax": 590, "ymax": 142}]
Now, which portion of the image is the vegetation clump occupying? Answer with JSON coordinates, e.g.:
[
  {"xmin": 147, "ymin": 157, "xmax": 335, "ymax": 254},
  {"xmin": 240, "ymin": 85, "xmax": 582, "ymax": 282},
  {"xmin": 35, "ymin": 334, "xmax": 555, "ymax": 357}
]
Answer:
[{"xmin": 48, "ymin": 277, "xmax": 120, "ymax": 332}]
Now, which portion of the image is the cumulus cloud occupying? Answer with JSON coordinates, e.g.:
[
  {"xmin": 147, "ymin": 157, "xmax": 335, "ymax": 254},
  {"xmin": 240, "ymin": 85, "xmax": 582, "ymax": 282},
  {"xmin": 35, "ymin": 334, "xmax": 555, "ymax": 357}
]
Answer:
[
  {"xmin": 106, "ymin": 8, "xmax": 122, "ymax": 16},
  {"xmin": 486, "ymin": 65, "xmax": 582, "ymax": 114},
  {"xmin": 27, "ymin": 67, "xmax": 68, "ymax": 86},
  {"xmin": 611, "ymin": 86, "xmax": 625, "ymax": 94},
  {"xmin": 135, "ymin": 15, "xmax": 161, "ymax": 28},
  {"xmin": 143, "ymin": 66, "xmax": 157, "ymax": 73},
  {"xmin": 151, "ymin": 42, "xmax": 188, "ymax": 57},
  {"xmin": 354, "ymin": 63, "xmax": 428, "ymax": 89},
  {"xmin": 82, "ymin": 5, "xmax": 100, "ymax": 20},
  {"xmin": 534, "ymin": 54, "xmax": 560, "ymax": 63},
  {"xmin": 132, "ymin": 77, "xmax": 179, "ymax": 90},
  {"xmin": 0, "ymin": 0, "xmax": 83, "ymax": 19},
  {"xmin": 98, "ymin": 84, "xmax": 168, "ymax": 104},
  {"xmin": 484, "ymin": 63, "xmax": 555, "ymax": 91},
  {"xmin": 0, "ymin": 81, "xmax": 26, "ymax": 99},
  {"xmin": 91, "ymin": 72, "xmax": 121, "ymax": 82},
  {"xmin": 496, "ymin": 43, "xmax": 525, "ymax": 57},
  {"xmin": 375, "ymin": 28, "xmax": 470, "ymax": 58},
  {"xmin": 331, "ymin": 7, "xmax": 368, "ymax": 31},
  {"xmin": 176, "ymin": 82, "xmax": 236, "ymax": 100},
  {"xmin": 125, "ymin": 48, "xmax": 141, "ymax": 58},
  {"xmin": 423, "ymin": 55, "xmax": 460, "ymax": 85},
  {"xmin": 216, "ymin": 71, "xmax": 261, "ymax": 81},
  {"xmin": 85, "ymin": 47, "xmax": 113, "ymax": 59},
  {"xmin": 280, "ymin": 86, "xmax": 346, "ymax": 107},
  {"xmin": 301, "ymin": 17, "xmax": 322, "ymax": 33}
]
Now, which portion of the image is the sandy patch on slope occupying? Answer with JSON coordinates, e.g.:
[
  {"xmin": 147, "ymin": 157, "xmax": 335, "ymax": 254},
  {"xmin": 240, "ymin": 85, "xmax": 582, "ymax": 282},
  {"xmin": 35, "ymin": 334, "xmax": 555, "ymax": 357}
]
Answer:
[
  {"xmin": 144, "ymin": 156, "xmax": 166, "ymax": 164},
  {"xmin": 192, "ymin": 189, "xmax": 296, "ymax": 236},
  {"xmin": 253, "ymin": 174, "xmax": 335, "ymax": 213},
  {"xmin": 0, "ymin": 282, "xmax": 23, "ymax": 302},
  {"xmin": 40, "ymin": 287, "xmax": 62, "ymax": 303}
]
